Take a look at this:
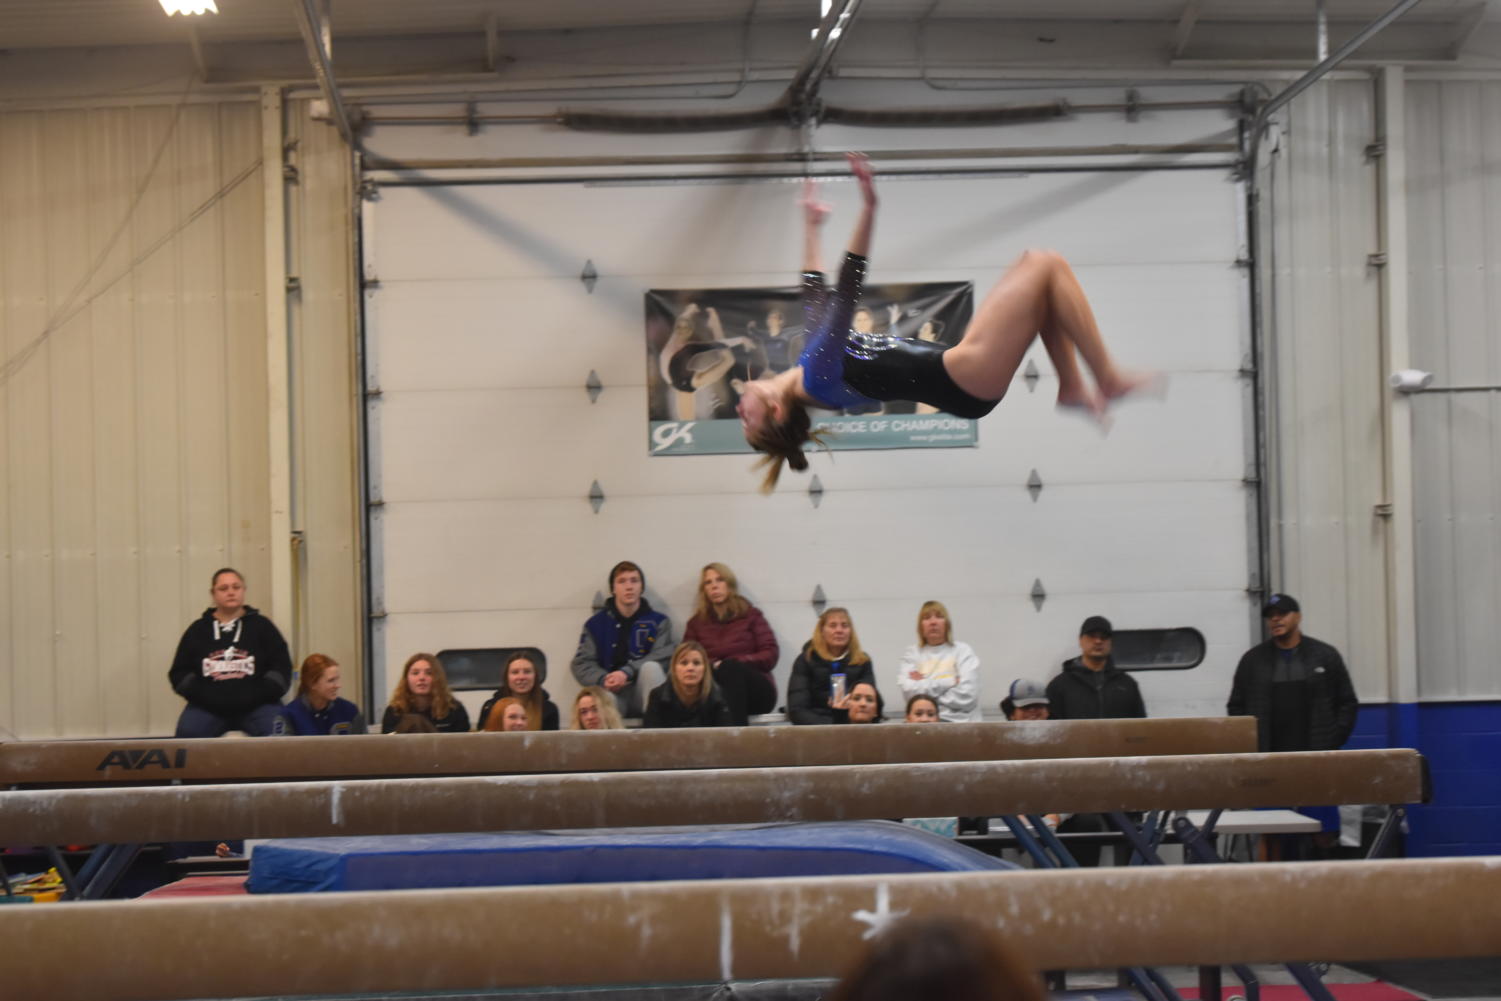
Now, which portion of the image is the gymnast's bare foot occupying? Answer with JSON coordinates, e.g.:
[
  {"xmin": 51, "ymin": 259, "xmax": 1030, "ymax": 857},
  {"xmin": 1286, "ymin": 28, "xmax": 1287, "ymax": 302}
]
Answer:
[
  {"xmin": 1057, "ymin": 383, "xmax": 1104, "ymax": 416},
  {"xmin": 1056, "ymin": 384, "xmax": 1111, "ymax": 430},
  {"xmin": 1099, "ymin": 368, "xmax": 1167, "ymax": 403}
]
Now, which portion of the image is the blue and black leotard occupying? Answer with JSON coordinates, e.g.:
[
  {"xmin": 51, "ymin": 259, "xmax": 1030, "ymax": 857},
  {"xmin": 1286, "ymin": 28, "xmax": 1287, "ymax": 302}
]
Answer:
[{"xmin": 796, "ymin": 253, "xmax": 1000, "ymax": 420}]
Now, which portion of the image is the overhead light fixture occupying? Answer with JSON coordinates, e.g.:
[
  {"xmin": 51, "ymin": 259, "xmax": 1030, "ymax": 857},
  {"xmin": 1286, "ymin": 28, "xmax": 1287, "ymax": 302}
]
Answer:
[{"xmin": 160, "ymin": 1, "xmax": 219, "ymax": 14}]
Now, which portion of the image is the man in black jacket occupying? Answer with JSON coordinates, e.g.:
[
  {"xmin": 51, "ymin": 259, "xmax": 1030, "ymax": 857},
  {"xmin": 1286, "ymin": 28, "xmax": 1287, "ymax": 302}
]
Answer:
[
  {"xmin": 1045, "ymin": 616, "xmax": 1147, "ymax": 720},
  {"xmin": 1043, "ymin": 615, "xmax": 1145, "ymax": 867},
  {"xmin": 1228, "ymin": 594, "xmax": 1358, "ymax": 752}
]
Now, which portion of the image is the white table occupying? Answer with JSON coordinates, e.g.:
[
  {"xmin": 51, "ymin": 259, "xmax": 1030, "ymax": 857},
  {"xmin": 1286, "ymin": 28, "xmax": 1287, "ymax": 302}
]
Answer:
[
  {"xmin": 1180, "ymin": 809, "xmax": 1322, "ymax": 835},
  {"xmin": 1179, "ymin": 809, "xmax": 1324, "ymax": 863}
]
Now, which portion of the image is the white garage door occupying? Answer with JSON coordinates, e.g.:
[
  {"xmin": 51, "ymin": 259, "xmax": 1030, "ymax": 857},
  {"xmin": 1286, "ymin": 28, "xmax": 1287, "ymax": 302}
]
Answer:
[{"xmin": 360, "ymin": 156, "xmax": 1252, "ymax": 720}]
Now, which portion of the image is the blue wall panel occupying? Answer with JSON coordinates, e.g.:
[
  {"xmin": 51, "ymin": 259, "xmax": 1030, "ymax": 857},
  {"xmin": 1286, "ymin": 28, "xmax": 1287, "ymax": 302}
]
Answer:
[{"xmin": 1356, "ymin": 701, "xmax": 1501, "ymax": 856}]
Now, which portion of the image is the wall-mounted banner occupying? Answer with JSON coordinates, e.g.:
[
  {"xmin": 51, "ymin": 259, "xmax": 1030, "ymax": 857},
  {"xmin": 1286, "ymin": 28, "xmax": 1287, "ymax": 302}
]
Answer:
[{"xmin": 646, "ymin": 279, "xmax": 976, "ymax": 456}]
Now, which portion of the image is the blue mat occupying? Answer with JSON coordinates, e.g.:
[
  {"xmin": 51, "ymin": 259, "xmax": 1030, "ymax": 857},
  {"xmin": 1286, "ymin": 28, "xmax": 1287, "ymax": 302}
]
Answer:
[{"xmin": 247, "ymin": 821, "xmax": 1018, "ymax": 894}]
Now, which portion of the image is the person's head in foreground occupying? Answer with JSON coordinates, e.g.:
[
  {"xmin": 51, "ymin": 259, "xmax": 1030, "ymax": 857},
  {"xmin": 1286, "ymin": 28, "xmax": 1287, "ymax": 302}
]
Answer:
[
  {"xmin": 670, "ymin": 640, "xmax": 716, "ymax": 707},
  {"xmin": 827, "ymin": 915, "xmax": 1045, "ymax": 1001},
  {"xmin": 904, "ymin": 694, "xmax": 941, "ymax": 723},
  {"xmin": 1002, "ymin": 679, "xmax": 1050, "ymax": 721},
  {"xmin": 571, "ymin": 685, "xmax": 624, "ymax": 730},
  {"xmin": 845, "ymin": 681, "xmax": 883, "ymax": 723},
  {"xmin": 482, "ymin": 696, "xmax": 533, "ymax": 732}
]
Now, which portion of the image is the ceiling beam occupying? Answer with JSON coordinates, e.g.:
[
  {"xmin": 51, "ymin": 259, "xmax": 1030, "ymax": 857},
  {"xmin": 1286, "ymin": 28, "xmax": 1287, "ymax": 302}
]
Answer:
[
  {"xmin": 1171, "ymin": 0, "xmax": 1202, "ymax": 58},
  {"xmin": 186, "ymin": 23, "xmax": 209, "ymax": 81},
  {"xmin": 1257, "ymin": 0, "xmax": 1429, "ymax": 128},
  {"xmin": 1450, "ymin": 0, "xmax": 1496, "ymax": 58},
  {"xmin": 484, "ymin": 11, "xmax": 502, "ymax": 72},
  {"xmin": 782, "ymin": 0, "xmax": 865, "ymax": 122},
  {"xmin": 291, "ymin": 0, "xmax": 359, "ymax": 149}
]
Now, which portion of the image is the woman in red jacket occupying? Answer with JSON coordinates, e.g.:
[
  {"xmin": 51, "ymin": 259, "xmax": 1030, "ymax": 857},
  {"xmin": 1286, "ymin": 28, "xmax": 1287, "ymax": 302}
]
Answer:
[{"xmin": 683, "ymin": 562, "xmax": 780, "ymax": 725}]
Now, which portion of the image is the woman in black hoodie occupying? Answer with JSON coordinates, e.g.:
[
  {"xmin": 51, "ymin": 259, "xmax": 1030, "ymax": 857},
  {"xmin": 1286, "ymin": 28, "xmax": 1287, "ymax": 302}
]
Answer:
[
  {"xmin": 476, "ymin": 651, "xmax": 560, "ymax": 731},
  {"xmin": 167, "ymin": 568, "xmax": 293, "ymax": 738},
  {"xmin": 643, "ymin": 641, "xmax": 734, "ymax": 729}
]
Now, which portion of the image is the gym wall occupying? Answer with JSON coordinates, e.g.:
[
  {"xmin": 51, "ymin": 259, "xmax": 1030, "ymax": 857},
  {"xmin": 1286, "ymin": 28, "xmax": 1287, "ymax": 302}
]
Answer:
[
  {"xmin": 2, "ymin": 48, "xmax": 1498, "ymax": 756},
  {"xmin": 0, "ymin": 93, "xmax": 362, "ymax": 738}
]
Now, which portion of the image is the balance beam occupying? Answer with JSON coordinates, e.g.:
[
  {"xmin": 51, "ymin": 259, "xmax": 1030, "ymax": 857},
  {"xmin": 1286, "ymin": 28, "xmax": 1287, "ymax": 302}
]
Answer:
[
  {"xmin": 3, "ymin": 858, "xmax": 1497, "ymax": 1001},
  {"xmin": 0, "ymin": 748, "xmax": 1425, "ymax": 844},
  {"xmin": 0, "ymin": 716, "xmax": 1256, "ymax": 785}
]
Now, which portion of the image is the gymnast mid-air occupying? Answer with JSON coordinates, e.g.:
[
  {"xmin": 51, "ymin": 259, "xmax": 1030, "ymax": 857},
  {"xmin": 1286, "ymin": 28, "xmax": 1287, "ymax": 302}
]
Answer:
[{"xmin": 737, "ymin": 152, "xmax": 1158, "ymax": 489}]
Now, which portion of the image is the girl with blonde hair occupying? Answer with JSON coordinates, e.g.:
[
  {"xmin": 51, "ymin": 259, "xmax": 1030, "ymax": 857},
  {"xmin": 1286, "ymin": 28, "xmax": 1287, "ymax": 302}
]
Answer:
[
  {"xmin": 786, "ymin": 607, "xmax": 876, "ymax": 725},
  {"xmin": 897, "ymin": 600, "xmax": 982, "ymax": 722},
  {"xmin": 571, "ymin": 686, "xmax": 625, "ymax": 730},
  {"xmin": 643, "ymin": 641, "xmax": 735, "ymax": 729}
]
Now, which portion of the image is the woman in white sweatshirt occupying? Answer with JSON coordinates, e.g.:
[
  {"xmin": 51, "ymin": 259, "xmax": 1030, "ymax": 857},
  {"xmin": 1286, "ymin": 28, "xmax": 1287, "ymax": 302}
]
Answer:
[{"xmin": 897, "ymin": 600, "xmax": 981, "ymax": 722}]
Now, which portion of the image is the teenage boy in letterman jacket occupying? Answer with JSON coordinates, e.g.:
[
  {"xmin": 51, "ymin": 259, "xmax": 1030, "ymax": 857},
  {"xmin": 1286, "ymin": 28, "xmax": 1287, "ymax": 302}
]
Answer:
[{"xmin": 570, "ymin": 560, "xmax": 673, "ymax": 719}]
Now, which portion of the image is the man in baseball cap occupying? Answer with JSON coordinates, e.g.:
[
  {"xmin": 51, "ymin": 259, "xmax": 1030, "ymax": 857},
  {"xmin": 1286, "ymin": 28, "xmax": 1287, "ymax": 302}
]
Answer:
[
  {"xmin": 1000, "ymin": 678, "xmax": 1051, "ymax": 720},
  {"xmin": 1229, "ymin": 594, "xmax": 1358, "ymax": 753},
  {"xmin": 1044, "ymin": 615, "xmax": 1147, "ymax": 721}
]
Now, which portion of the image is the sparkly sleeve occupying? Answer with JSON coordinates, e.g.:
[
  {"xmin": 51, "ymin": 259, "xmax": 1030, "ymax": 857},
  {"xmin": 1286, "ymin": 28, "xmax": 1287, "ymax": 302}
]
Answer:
[
  {"xmin": 801, "ymin": 270, "xmax": 829, "ymax": 334},
  {"xmin": 798, "ymin": 253, "xmax": 869, "ymax": 408}
]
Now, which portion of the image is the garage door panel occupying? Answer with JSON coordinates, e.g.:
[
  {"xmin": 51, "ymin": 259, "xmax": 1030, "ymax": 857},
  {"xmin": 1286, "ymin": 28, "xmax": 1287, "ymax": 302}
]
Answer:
[{"xmin": 368, "ymin": 170, "xmax": 1240, "ymax": 283}]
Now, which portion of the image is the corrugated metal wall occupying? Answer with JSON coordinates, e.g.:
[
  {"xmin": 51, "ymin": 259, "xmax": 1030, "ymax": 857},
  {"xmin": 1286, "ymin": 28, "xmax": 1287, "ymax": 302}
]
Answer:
[
  {"xmin": 1263, "ymin": 78, "xmax": 1391, "ymax": 703},
  {"xmin": 0, "ymin": 99, "xmax": 269, "ymax": 737},
  {"xmin": 0, "ymin": 95, "xmax": 364, "ymax": 739},
  {"xmin": 1406, "ymin": 79, "xmax": 1501, "ymax": 700},
  {"xmin": 286, "ymin": 103, "xmax": 365, "ymax": 707}
]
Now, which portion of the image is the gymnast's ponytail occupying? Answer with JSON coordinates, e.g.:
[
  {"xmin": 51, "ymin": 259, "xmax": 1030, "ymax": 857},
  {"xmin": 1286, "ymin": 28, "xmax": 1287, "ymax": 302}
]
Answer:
[{"xmin": 749, "ymin": 405, "xmax": 827, "ymax": 493}]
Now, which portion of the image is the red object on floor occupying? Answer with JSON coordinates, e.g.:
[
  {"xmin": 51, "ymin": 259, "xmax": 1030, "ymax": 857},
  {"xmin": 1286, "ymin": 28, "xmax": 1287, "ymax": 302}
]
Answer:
[
  {"xmin": 1179, "ymin": 983, "xmax": 1421, "ymax": 1001},
  {"xmin": 137, "ymin": 875, "xmax": 248, "ymax": 898}
]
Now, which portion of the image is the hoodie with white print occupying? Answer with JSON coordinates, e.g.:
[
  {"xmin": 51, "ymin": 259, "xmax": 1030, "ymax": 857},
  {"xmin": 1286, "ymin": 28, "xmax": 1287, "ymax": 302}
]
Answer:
[{"xmin": 168, "ymin": 606, "xmax": 293, "ymax": 718}]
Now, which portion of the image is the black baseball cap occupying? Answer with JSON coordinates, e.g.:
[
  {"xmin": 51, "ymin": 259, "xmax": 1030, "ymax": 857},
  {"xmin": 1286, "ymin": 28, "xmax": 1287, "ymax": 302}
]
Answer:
[
  {"xmin": 1262, "ymin": 593, "xmax": 1301, "ymax": 617},
  {"xmin": 1080, "ymin": 615, "xmax": 1113, "ymax": 637}
]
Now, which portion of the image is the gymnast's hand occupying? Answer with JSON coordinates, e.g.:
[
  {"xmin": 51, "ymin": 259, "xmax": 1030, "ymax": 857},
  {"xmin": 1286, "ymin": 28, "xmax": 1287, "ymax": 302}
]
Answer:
[
  {"xmin": 801, "ymin": 177, "xmax": 831, "ymax": 227},
  {"xmin": 846, "ymin": 151, "xmax": 877, "ymax": 207}
]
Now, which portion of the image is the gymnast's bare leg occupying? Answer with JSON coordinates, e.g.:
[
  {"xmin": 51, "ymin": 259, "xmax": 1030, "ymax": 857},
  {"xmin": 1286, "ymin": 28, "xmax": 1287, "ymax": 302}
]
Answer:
[{"xmin": 941, "ymin": 249, "xmax": 1158, "ymax": 418}]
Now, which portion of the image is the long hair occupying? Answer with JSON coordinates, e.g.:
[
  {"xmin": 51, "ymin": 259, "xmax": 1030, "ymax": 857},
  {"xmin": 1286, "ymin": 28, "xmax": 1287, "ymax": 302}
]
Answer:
[
  {"xmin": 810, "ymin": 606, "xmax": 870, "ymax": 665},
  {"xmin": 496, "ymin": 651, "xmax": 544, "ymax": 730},
  {"xmin": 748, "ymin": 406, "xmax": 830, "ymax": 493},
  {"xmin": 570, "ymin": 685, "xmax": 624, "ymax": 730},
  {"xmin": 296, "ymin": 653, "xmax": 338, "ymax": 699},
  {"xmin": 392, "ymin": 714, "xmax": 437, "ymax": 734},
  {"xmin": 387, "ymin": 652, "xmax": 455, "ymax": 719},
  {"xmin": 669, "ymin": 640, "xmax": 715, "ymax": 708},
  {"xmin": 482, "ymin": 696, "xmax": 536, "ymax": 732},
  {"xmin": 847, "ymin": 680, "xmax": 886, "ymax": 723},
  {"xmin": 691, "ymin": 562, "xmax": 750, "ymax": 624},
  {"xmin": 915, "ymin": 600, "xmax": 953, "ymax": 646},
  {"xmin": 827, "ymin": 916, "xmax": 1044, "ymax": 1001}
]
